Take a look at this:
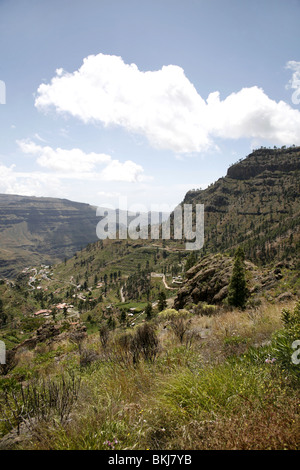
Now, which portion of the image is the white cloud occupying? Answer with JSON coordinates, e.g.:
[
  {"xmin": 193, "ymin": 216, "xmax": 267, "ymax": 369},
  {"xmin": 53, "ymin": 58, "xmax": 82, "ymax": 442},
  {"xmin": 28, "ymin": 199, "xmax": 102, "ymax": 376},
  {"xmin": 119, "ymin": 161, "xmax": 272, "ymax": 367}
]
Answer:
[
  {"xmin": 0, "ymin": 163, "xmax": 63, "ymax": 197},
  {"xmin": 100, "ymin": 159, "xmax": 144, "ymax": 182},
  {"xmin": 34, "ymin": 133, "xmax": 48, "ymax": 143},
  {"xmin": 206, "ymin": 86, "xmax": 300, "ymax": 144},
  {"xmin": 34, "ymin": 54, "xmax": 211, "ymax": 153},
  {"xmin": 17, "ymin": 139, "xmax": 144, "ymax": 182},
  {"xmin": 35, "ymin": 53, "xmax": 300, "ymax": 153},
  {"xmin": 18, "ymin": 139, "xmax": 111, "ymax": 173}
]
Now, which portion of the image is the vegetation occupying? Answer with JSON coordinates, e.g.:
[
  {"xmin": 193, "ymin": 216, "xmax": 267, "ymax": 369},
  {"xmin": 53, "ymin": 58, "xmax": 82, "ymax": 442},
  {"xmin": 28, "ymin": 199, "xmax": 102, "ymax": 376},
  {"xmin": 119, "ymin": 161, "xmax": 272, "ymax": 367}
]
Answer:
[
  {"xmin": 183, "ymin": 147, "xmax": 300, "ymax": 266},
  {"xmin": 227, "ymin": 247, "xmax": 248, "ymax": 308},
  {"xmin": 0, "ymin": 300, "xmax": 298, "ymax": 450},
  {"xmin": 0, "ymin": 146, "xmax": 299, "ymax": 450}
]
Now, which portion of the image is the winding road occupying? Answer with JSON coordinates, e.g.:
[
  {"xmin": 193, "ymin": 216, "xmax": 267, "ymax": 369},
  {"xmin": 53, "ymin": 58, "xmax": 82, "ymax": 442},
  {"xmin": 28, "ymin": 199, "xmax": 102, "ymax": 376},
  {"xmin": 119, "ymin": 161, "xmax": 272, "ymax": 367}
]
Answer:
[{"xmin": 150, "ymin": 272, "xmax": 177, "ymax": 290}]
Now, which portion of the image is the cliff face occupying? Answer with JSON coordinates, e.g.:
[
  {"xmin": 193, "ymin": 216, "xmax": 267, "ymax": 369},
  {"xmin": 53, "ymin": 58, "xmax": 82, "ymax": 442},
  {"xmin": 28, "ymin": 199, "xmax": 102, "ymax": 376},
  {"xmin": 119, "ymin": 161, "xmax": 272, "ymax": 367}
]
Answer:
[
  {"xmin": 0, "ymin": 195, "xmax": 99, "ymax": 278},
  {"xmin": 226, "ymin": 147, "xmax": 300, "ymax": 180}
]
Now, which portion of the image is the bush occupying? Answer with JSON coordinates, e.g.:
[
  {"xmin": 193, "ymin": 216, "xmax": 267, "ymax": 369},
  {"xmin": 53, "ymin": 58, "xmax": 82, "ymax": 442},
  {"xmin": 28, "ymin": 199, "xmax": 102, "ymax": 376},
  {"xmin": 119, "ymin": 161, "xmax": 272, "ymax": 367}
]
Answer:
[
  {"xmin": 223, "ymin": 335, "xmax": 248, "ymax": 356},
  {"xmin": 158, "ymin": 308, "xmax": 191, "ymax": 321},
  {"xmin": 69, "ymin": 327, "xmax": 87, "ymax": 354},
  {"xmin": 170, "ymin": 317, "xmax": 192, "ymax": 344},
  {"xmin": 194, "ymin": 302, "xmax": 218, "ymax": 316},
  {"xmin": 0, "ymin": 372, "xmax": 81, "ymax": 435},
  {"xmin": 80, "ymin": 349, "xmax": 99, "ymax": 368},
  {"xmin": 99, "ymin": 324, "xmax": 110, "ymax": 350},
  {"xmin": 271, "ymin": 301, "xmax": 300, "ymax": 377},
  {"xmin": 0, "ymin": 349, "xmax": 17, "ymax": 376},
  {"xmin": 130, "ymin": 323, "xmax": 159, "ymax": 364}
]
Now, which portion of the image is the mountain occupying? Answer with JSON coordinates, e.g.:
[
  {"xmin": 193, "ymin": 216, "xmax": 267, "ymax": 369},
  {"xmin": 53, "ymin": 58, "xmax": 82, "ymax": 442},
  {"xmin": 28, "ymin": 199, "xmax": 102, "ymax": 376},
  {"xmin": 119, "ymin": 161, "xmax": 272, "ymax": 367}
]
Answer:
[
  {"xmin": 173, "ymin": 252, "xmax": 298, "ymax": 309},
  {"xmin": 1, "ymin": 146, "xmax": 299, "ymax": 282},
  {"xmin": 1, "ymin": 148, "xmax": 299, "ymax": 452},
  {"xmin": 180, "ymin": 146, "xmax": 300, "ymax": 265},
  {"xmin": 0, "ymin": 194, "xmax": 171, "ymax": 279},
  {"xmin": 0, "ymin": 195, "xmax": 100, "ymax": 278},
  {"xmin": 13, "ymin": 145, "xmax": 299, "ymax": 318}
]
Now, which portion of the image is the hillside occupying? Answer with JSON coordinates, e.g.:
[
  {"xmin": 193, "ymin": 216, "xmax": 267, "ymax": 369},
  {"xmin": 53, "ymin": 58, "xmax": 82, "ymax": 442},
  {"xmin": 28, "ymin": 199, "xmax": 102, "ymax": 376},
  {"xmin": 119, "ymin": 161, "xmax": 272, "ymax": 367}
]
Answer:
[
  {"xmin": 2, "ymin": 146, "xmax": 298, "ymax": 325},
  {"xmin": 0, "ymin": 194, "xmax": 170, "ymax": 279},
  {"xmin": 173, "ymin": 252, "xmax": 299, "ymax": 309},
  {"xmin": 181, "ymin": 146, "xmax": 300, "ymax": 265},
  {"xmin": 0, "ymin": 195, "xmax": 101, "ymax": 279},
  {"xmin": 0, "ymin": 147, "xmax": 299, "ymax": 451}
]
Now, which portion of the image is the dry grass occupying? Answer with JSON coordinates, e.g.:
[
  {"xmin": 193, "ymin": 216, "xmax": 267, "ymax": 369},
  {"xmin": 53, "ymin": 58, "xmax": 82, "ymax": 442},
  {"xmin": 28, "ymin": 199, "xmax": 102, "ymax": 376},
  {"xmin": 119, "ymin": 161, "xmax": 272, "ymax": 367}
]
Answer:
[{"xmin": 1, "ymin": 299, "xmax": 299, "ymax": 450}]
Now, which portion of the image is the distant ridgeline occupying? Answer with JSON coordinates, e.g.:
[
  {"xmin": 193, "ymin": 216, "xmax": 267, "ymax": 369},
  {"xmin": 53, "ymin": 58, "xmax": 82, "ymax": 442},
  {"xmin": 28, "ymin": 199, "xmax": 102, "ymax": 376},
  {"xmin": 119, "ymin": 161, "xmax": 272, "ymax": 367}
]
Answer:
[{"xmin": 177, "ymin": 146, "xmax": 300, "ymax": 265}]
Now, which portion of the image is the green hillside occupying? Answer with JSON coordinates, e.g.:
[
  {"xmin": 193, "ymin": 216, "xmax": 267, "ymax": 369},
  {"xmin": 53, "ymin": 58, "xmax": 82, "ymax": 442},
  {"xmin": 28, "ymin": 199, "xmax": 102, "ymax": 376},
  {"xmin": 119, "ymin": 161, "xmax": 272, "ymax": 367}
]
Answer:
[{"xmin": 181, "ymin": 146, "xmax": 300, "ymax": 264}]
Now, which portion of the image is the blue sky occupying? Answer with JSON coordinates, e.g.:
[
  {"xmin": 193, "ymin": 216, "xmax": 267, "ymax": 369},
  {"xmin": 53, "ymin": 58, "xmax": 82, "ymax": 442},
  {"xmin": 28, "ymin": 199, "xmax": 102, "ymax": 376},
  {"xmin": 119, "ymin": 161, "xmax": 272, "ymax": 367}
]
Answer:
[{"xmin": 0, "ymin": 0, "xmax": 300, "ymax": 210}]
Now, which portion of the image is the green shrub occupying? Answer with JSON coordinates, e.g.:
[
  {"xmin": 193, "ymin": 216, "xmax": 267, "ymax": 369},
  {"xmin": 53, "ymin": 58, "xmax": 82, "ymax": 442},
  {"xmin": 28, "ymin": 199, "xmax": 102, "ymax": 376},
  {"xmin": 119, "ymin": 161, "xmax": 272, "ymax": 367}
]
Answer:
[
  {"xmin": 158, "ymin": 308, "xmax": 191, "ymax": 321},
  {"xmin": 270, "ymin": 301, "xmax": 300, "ymax": 377},
  {"xmin": 194, "ymin": 302, "xmax": 218, "ymax": 316}
]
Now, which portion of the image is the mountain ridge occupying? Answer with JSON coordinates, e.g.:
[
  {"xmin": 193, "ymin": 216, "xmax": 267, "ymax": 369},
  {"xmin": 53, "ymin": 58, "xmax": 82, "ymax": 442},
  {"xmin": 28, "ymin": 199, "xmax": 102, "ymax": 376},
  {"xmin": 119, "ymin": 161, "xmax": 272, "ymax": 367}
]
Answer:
[{"xmin": 181, "ymin": 146, "xmax": 300, "ymax": 265}]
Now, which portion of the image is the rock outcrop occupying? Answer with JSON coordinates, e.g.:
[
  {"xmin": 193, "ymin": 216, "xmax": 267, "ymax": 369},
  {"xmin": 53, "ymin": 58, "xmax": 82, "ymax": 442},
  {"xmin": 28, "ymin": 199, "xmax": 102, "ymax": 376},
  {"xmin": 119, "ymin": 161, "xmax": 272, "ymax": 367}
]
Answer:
[{"xmin": 173, "ymin": 253, "xmax": 284, "ymax": 310}]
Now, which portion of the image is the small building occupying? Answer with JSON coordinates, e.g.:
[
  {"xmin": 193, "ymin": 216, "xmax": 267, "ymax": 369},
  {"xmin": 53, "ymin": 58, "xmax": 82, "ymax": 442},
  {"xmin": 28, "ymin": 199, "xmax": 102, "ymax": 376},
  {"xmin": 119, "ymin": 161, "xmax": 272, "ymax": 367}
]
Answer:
[
  {"xmin": 56, "ymin": 303, "xmax": 68, "ymax": 310},
  {"xmin": 34, "ymin": 309, "xmax": 51, "ymax": 316}
]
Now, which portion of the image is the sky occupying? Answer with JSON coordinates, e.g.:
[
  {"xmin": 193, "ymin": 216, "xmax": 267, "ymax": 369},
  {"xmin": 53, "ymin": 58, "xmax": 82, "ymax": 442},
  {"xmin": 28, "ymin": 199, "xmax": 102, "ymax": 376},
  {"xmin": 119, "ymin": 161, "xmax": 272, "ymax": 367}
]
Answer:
[{"xmin": 0, "ymin": 0, "xmax": 300, "ymax": 212}]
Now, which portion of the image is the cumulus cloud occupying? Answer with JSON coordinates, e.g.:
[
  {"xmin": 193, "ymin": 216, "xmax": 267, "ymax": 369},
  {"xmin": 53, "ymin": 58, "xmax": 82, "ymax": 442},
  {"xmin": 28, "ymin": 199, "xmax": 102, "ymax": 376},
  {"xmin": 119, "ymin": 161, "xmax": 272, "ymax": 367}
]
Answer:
[
  {"xmin": 17, "ymin": 139, "xmax": 144, "ymax": 182},
  {"xmin": 286, "ymin": 61, "xmax": 300, "ymax": 105},
  {"xmin": 35, "ymin": 53, "xmax": 300, "ymax": 153},
  {"xmin": 100, "ymin": 159, "xmax": 144, "ymax": 182},
  {"xmin": 18, "ymin": 139, "xmax": 111, "ymax": 173},
  {"xmin": 206, "ymin": 86, "xmax": 300, "ymax": 143},
  {"xmin": 0, "ymin": 163, "xmax": 63, "ymax": 197}
]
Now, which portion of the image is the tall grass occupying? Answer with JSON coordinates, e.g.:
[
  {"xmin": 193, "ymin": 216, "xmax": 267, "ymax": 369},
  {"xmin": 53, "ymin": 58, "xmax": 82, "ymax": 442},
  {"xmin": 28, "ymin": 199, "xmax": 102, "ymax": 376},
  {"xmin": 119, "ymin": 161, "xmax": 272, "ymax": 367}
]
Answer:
[{"xmin": 0, "ymin": 300, "xmax": 299, "ymax": 450}]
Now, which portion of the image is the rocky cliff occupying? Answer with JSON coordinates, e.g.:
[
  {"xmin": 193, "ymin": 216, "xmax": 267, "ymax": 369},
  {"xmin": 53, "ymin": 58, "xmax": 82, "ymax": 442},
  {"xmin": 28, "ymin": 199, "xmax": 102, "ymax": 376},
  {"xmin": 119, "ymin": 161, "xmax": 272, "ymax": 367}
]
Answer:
[{"xmin": 173, "ymin": 253, "xmax": 292, "ymax": 309}]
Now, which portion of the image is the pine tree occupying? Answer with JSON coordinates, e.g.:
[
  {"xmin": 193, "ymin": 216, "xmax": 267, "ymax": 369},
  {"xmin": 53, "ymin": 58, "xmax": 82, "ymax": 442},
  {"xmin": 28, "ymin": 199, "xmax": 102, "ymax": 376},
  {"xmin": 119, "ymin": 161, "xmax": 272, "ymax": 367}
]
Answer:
[
  {"xmin": 227, "ymin": 247, "xmax": 248, "ymax": 308},
  {"xmin": 119, "ymin": 309, "xmax": 127, "ymax": 325},
  {"xmin": 158, "ymin": 291, "xmax": 167, "ymax": 312},
  {"xmin": 145, "ymin": 302, "xmax": 153, "ymax": 320},
  {"xmin": 185, "ymin": 251, "xmax": 198, "ymax": 272}
]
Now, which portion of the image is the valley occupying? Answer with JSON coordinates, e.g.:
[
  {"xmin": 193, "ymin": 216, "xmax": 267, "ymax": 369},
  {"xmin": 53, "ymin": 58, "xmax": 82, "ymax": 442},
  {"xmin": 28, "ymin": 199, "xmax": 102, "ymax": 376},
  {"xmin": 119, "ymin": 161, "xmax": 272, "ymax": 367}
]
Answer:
[{"xmin": 0, "ymin": 146, "xmax": 299, "ymax": 450}]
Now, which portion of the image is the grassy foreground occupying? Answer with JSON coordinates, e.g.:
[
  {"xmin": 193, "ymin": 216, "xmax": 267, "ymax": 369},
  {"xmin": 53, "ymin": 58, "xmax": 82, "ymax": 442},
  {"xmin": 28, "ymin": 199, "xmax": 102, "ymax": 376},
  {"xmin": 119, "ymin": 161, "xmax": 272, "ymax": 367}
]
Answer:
[{"xmin": 0, "ymin": 300, "xmax": 299, "ymax": 450}]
